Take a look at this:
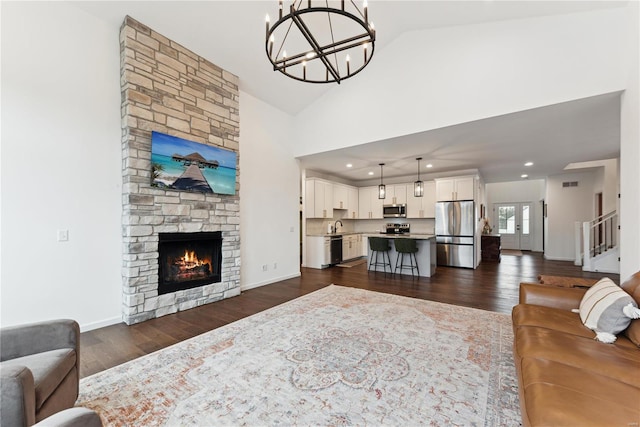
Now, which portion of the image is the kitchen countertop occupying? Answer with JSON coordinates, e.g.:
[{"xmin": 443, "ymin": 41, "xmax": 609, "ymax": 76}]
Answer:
[
  {"xmin": 362, "ymin": 233, "xmax": 436, "ymax": 239},
  {"xmin": 307, "ymin": 232, "xmax": 435, "ymax": 239},
  {"xmin": 306, "ymin": 231, "xmax": 375, "ymax": 237}
]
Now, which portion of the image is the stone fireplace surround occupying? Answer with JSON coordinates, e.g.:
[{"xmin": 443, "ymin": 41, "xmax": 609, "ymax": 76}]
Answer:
[{"xmin": 120, "ymin": 16, "xmax": 240, "ymax": 325}]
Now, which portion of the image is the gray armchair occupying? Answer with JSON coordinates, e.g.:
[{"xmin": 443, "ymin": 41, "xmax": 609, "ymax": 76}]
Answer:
[{"xmin": 0, "ymin": 319, "xmax": 82, "ymax": 426}]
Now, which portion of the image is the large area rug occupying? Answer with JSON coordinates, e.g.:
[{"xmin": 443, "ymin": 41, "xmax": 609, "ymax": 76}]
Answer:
[{"xmin": 78, "ymin": 285, "xmax": 520, "ymax": 426}]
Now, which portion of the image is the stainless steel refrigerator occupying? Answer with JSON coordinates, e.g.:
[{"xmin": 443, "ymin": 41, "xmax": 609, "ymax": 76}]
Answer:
[{"xmin": 435, "ymin": 200, "xmax": 475, "ymax": 268}]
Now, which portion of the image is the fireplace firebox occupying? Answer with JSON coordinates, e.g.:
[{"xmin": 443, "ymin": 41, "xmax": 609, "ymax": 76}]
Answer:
[{"xmin": 158, "ymin": 232, "xmax": 222, "ymax": 295}]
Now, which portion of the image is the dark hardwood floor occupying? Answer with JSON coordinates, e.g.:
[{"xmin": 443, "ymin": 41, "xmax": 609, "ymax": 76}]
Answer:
[{"xmin": 80, "ymin": 252, "xmax": 617, "ymax": 378}]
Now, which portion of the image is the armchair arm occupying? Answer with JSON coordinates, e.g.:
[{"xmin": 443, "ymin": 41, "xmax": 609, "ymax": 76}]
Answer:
[
  {"xmin": 0, "ymin": 364, "xmax": 36, "ymax": 427},
  {"xmin": 519, "ymin": 282, "xmax": 587, "ymax": 311},
  {"xmin": 0, "ymin": 319, "xmax": 79, "ymax": 362},
  {"xmin": 34, "ymin": 408, "xmax": 102, "ymax": 427}
]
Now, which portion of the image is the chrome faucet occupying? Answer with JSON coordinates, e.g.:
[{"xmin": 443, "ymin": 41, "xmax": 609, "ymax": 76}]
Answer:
[{"xmin": 334, "ymin": 220, "xmax": 343, "ymax": 233}]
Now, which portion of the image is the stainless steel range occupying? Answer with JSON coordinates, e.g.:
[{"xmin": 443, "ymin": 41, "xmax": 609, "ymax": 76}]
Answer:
[{"xmin": 384, "ymin": 223, "xmax": 410, "ymax": 234}]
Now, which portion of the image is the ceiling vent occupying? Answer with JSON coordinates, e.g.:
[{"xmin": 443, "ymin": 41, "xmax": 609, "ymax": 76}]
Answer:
[{"xmin": 562, "ymin": 181, "xmax": 579, "ymax": 188}]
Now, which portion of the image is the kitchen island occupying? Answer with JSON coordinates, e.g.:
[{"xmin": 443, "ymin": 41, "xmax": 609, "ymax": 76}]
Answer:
[{"xmin": 363, "ymin": 234, "xmax": 437, "ymax": 277}]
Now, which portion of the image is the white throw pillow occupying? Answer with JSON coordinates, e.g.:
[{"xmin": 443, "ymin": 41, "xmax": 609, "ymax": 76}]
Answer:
[{"xmin": 576, "ymin": 277, "xmax": 639, "ymax": 343}]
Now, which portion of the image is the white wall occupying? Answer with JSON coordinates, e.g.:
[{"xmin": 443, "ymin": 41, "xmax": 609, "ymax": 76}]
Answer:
[
  {"xmin": 293, "ymin": 8, "xmax": 628, "ymax": 157},
  {"xmin": 545, "ymin": 171, "xmax": 597, "ymax": 261},
  {"xmin": 485, "ymin": 180, "xmax": 545, "ymax": 252},
  {"xmin": 239, "ymin": 91, "xmax": 300, "ymax": 290},
  {"xmin": 620, "ymin": 1, "xmax": 640, "ymax": 281},
  {"xmin": 1, "ymin": 2, "xmax": 122, "ymax": 329}
]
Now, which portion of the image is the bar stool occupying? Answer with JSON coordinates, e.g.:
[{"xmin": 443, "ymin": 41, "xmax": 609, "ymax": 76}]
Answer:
[
  {"xmin": 368, "ymin": 237, "xmax": 393, "ymax": 273},
  {"xmin": 394, "ymin": 238, "xmax": 419, "ymax": 277}
]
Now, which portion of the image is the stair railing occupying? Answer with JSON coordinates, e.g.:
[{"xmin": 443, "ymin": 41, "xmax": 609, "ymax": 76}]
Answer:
[{"xmin": 582, "ymin": 210, "xmax": 617, "ymax": 268}]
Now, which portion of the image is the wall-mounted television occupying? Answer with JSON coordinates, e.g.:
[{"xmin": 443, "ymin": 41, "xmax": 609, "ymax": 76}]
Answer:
[{"xmin": 150, "ymin": 131, "xmax": 237, "ymax": 195}]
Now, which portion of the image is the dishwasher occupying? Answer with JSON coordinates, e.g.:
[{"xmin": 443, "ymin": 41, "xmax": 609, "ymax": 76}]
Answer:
[{"xmin": 329, "ymin": 235, "xmax": 343, "ymax": 265}]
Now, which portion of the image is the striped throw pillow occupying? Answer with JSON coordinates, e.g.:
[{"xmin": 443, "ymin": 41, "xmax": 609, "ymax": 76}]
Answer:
[{"xmin": 578, "ymin": 277, "xmax": 636, "ymax": 343}]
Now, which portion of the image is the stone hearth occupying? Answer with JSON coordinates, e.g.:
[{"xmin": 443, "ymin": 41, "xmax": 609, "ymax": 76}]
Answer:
[{"xmin": 120, "ymin": 16, "xmax": 240, "ymax": 325}]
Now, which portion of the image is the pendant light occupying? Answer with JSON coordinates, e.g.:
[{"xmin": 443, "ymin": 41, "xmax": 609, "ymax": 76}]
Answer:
[
  {"xmin": 414, "ymin": 157, "xmax": 424, "ymax": 197},
  {"xmin": 378, "ymin": 163, "xmax": 386, "ymax": 199}
]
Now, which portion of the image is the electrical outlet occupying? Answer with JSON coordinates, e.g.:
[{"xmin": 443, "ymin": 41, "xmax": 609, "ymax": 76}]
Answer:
[
  {"xmin": 262, "ymin": 264, "xmax": 268, "ymax": 271},
  {"xmin": 273, "ymin": 262, "xmax": 277, "ymax": 270},
  {"xmin": 57, "ymin": 229, "xmax": 69, "ymax": 242},
  {"xmin": 290, "ymin": 226, "xmax": 294, "ymax": 232}
]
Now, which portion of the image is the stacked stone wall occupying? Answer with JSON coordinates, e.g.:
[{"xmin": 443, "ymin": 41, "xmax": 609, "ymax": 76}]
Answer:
[{"xmin": 120, "ymin": 16, "xmax": 240, "ymax": 324}]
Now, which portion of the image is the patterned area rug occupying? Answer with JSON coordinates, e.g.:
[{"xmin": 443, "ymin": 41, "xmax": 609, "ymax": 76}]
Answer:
[{"xmin": 78, "ymin": 285, "xmax": 520, "ymax": 426}]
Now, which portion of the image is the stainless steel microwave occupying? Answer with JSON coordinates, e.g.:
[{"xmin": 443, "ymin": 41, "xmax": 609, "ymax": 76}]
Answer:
[{"xmin": 383, "ymin": 204, "xmax": 407, "ymax": 218}]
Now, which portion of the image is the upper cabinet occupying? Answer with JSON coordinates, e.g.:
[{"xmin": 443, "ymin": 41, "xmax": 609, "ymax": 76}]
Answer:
[
  {"xmin": 358, "ymin": 186, "xmax": 383, "ymax": 219},
  {"xmin": 407, "ymin": 181, "xmax": 436, "ymax": 218},
  {"xmin": 305, "ymin": 179, "xmax": 333, "ymax": 218},
  {"xmin": 435, "ymin": 176, "xmax": 475, "ymax": 201},
  {"xmin": 333, "ymin": 184, "xmax": 349, "ymax": 210},
  {"xmin": 347, "ymin": 186, "xmax": 359, "ymax": 219},
  {"xmin": 387, "ymin": 184, "xmax": 407, "ymax": 205}
]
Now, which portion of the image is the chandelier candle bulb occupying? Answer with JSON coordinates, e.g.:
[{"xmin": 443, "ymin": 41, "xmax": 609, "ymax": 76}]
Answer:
[
  {"xmin": 364, "ymin": 44, "xmax": 368, "ymax": 62},
  {"xmin": 265, "ymin": 14, "xmax": 270, "ymax": 38},
  {"xmin": 279, "ymin": 0, "xmax": 283, "ymax": 19},
  {"xmin": 364, "ymin": 0, "xmax": 368, "ymax": 24},
  {"xmin": 346, "ymin": 54, "xmax": 350, "ymax": 74},
  {"xmin": 269, "ymin": 35, "xmax": 274, "ymax": 57},
  {"xmin": 302, "ymin": 60, "xmax": 306, "ymax": 80}
]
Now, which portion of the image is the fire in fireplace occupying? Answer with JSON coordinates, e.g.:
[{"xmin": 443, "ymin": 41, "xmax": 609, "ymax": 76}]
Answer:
[{"xmin": 158, "ymin": 232, "xmax": 222, "ymax": 295}]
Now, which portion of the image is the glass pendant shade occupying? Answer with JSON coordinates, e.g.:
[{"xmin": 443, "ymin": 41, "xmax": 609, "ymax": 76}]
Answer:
[
  {"xmin": 378, "ymin": 163, "xmax": 386, "ymax": 199},
  {"xmin": 414, "ymin": 157, "xmax": 424, "ymax": 197}
]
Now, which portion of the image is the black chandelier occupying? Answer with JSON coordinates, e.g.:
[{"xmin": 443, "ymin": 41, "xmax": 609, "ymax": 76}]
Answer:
[{"xmin": 265, "ymin": 1, "xmax": 376, "ymax": 84}]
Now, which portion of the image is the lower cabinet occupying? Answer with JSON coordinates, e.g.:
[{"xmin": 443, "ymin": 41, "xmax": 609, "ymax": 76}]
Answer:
[
  {"xmin": 342, "ymin": 234, "xmax": 361, "ymax": 262},
  {"xmin": 306, "ymin": 236, "xmax": 330, "ymax": 268}
]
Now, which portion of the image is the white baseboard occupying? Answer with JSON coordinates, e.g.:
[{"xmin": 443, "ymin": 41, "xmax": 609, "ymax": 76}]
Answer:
[
  {"xmin": 543, "ymin": 254, "xmax": 576, "ymax": 262},
  {"xmin": 241, "ymin": 272, "xmax": 301, "ymax": 292},
  {"xmin": 80, "ymin": 316, "xmax": 122, "ymax": 332}
]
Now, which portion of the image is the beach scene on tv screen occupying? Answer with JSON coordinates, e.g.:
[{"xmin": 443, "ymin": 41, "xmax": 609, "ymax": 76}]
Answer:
[{"xmin": 151, "ymin": 131, "xmax": 237, "ymax": 195}]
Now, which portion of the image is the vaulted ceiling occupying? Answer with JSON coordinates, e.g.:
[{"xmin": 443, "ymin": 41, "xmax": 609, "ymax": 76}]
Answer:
[{"xmin": 73, "ymin": 1, "xmax": 627, "ymax": 183}]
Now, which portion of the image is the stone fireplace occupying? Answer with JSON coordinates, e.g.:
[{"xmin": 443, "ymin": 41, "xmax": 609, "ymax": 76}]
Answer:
[{"xmin": 120, "ymin": 16, "xmax": 240, "ymax": 325}]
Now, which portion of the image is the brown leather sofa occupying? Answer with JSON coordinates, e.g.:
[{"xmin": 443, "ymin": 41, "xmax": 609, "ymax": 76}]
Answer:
[{"xmin": 512, "ymin": 272, "xmax": 640, "ymax": 427}]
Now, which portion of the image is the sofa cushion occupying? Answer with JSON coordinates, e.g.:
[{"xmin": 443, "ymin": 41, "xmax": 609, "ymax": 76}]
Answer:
[
  {"xmin": 512, "ymin": 304, "xmax": 594, "ymax": 339},
  {"xmin": 1, "ymin": 349, "xmax": 76, "ymax": 411},
  {"xmin": 514, "ymin": 326, "xmax": 639, "ymax": 386},
  {"xmin": 578, "ymin": 277, "xmax": 637, "ymax": 342},
  {"xmin": 624, "ymin": 319, "xmax": 640, "ymax": 346},
  {"xmin": 519, "ymin": 357, "xmax": 640, "ymax": 426}
]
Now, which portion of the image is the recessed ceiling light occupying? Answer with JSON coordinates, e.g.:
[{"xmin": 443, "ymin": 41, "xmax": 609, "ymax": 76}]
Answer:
[
  {"xmin": 521, "ymin": 174, "xmax": 529, "ymax": 178},
  {"xmin": 524, "ymin": 162, "xmax": 533, "ymax": 167},
  {"xmin": 368, "ymin": 171, "xmax": 374, "ymax": 176},
  {"xmin": 346, "ymin": 163, "xmax": 353, "ymax": 168},
  {"xmin": 426, "ymin": 164, "xmax": 433, "ymax": 168}
]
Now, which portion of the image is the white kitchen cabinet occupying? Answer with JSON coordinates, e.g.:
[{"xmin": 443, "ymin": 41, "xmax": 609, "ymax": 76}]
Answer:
[
  {"xmin": 305, "ymin": 179, "xmax": 333, "ymax": 218},
  {"xmin": 342, "ymin": 234, "xmax": 360, "ymax": 261},
  {"xmin": 358, "ymin": 187, "xmax": 383, "ymax": 219},
  {"xmin": 407, "ymin": 181, "xmax": 436, "ymax": 218},
  {"xmin": 333, "ymin": 184, "xmax": 349, "ymax": 210},
  {"xmin": 387, "ymin": 184, "xmax": 408, "ymax": 205},
  {"xmin": 435, "ymin": 176, "xmax": 475, "ymax": 201},
  {"xmin": 347, "ymin": 186, "xmax": 359, "ymax": 219},
  {"xmin": 305, "ymin": 236, "xmax": 330, "ymax": 268}
]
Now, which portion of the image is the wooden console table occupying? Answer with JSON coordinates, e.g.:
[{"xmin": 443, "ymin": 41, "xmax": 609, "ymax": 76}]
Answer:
[{"xmin": 481, "ymin": 234, "xmax": 501, "ymax": 262}]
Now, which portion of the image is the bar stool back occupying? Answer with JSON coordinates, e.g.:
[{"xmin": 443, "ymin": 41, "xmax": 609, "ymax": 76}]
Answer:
[
  {"xmin": 368, "ymin": 237, "xmax": 393, "ymax": 273},
  {"xmin": 394, "ymin": 238, "xmax": 419, "ymax": 277}
]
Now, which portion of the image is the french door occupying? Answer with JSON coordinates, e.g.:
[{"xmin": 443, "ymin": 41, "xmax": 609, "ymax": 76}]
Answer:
[{"xmin": 494, "ymin": 202, "xmax": 533, "ymax": 250}]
